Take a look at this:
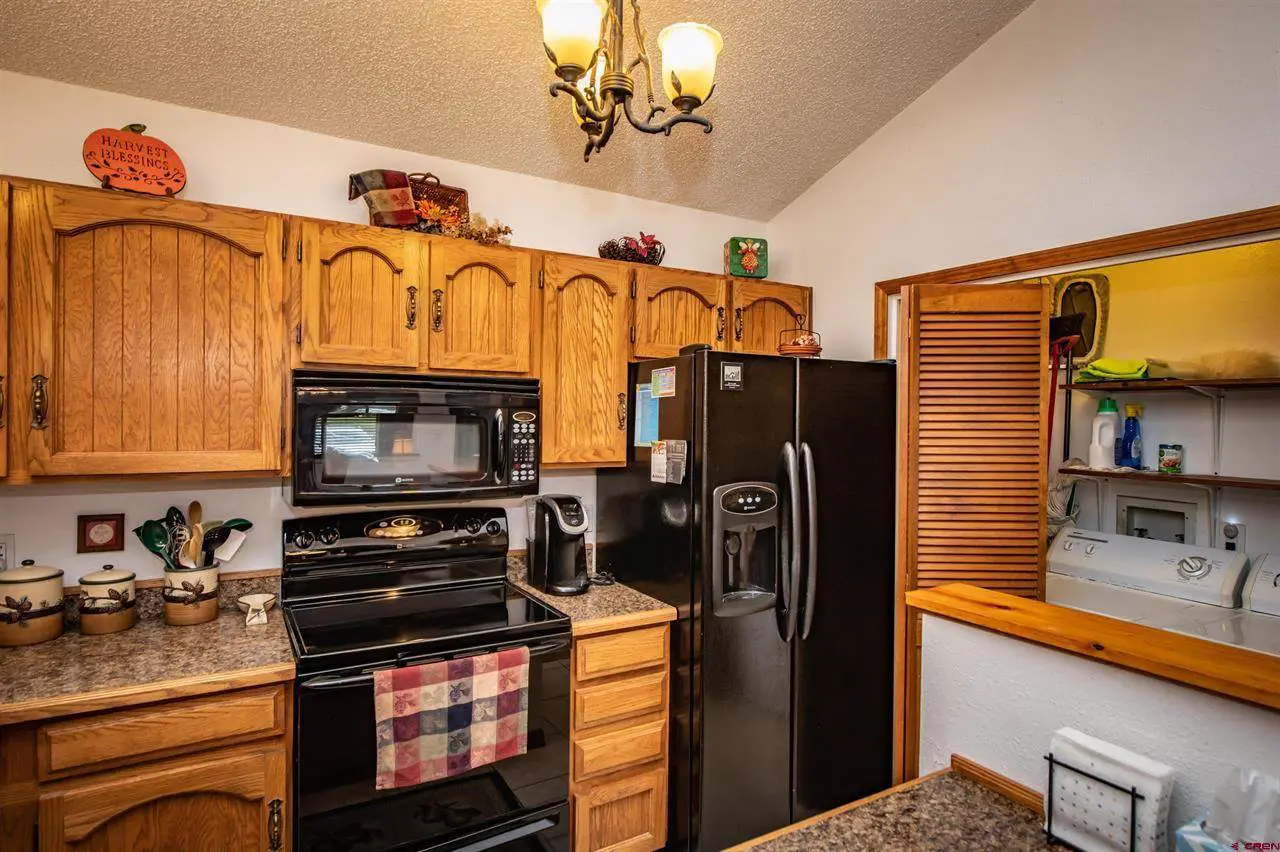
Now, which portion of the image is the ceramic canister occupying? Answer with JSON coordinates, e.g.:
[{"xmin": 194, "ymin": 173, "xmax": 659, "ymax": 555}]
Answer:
[
  {"xmin": 162, "ymin": 565, "xmax": 219, "ymax": 626},
  {"xmin": 78, "ymin": 565, "xmax": 138, "ymax": 635},
  {"xmin": 0, "ymin": 560, "xmax": 66, "ymax": 646}
]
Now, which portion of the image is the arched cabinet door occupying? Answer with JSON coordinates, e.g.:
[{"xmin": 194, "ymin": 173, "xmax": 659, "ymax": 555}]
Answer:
[
  {"xmin": 298, "ymin": 220, "xmax": 420, "ymax": 368},
  {"xmin": 7, "ymin": 181, "xmax": 284, "ymax": 480},
  {"xmin": 632, "ymin": 267, "xmax": 728, "ymax": 358},
  {"xmin": 426, "ymin": 240, "xmax": 532, "ymax": 374},
  {"xmin": 729, "ymin": 279, "xmax": 813, "ymax": 355},
  {"xmin": 541, "ymin": 255, "xmax": 629, "ymax": 465}
]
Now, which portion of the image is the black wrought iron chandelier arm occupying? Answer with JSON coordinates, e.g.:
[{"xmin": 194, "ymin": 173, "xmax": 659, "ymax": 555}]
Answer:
[
  {"xmin": 621, "ymin": 94, "xmax": 712, "ymax": 136},
  {"xmin": 548, "ymin": 81, "xmax": 615, "ymax": 124}
]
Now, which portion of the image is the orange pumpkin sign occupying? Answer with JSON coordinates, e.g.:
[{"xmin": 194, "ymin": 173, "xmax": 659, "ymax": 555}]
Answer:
[{"xmin": 82, "ymin": 124, "xmax": 186, "ymax": 196}]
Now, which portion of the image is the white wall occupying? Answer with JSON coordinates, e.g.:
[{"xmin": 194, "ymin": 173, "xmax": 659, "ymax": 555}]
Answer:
[
  {"xmin": 0, "ymin": 71, "xmax": 758, "ymax": 581},
  {"xmin": 921, "ymin": 616, "xmax": 1280, "ymax": 832},
  {"xmin": 0, "ymin": 472, "xmax": 596, "ymax": 582},
  {"xmin": 0, "ymin": 72, "xmax": 762, "ymax": 272},
  {"xmin": 766, "ymin": 0, "xmax": 1280, "ymax": 360}
]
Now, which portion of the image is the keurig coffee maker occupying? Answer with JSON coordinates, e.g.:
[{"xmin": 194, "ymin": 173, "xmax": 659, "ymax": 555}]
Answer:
[{"xmin": 526, "ymin": 495, "xmax": 589, "ymax": 596}]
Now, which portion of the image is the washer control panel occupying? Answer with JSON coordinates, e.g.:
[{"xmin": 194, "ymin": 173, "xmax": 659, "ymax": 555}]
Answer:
[{"xmin": 510, "ymin": 410, "xmax": 539, "ymax": 486}]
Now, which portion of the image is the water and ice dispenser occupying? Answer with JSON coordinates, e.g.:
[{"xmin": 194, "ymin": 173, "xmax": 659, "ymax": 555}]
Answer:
[{"xmin": 711, "ymin": 483, "xmax": 780, "ymax": 616}]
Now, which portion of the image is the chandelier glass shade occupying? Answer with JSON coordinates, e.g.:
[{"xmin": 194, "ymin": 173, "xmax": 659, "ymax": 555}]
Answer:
[{"xmin": 536, "ymin": 0, "xmax": 723, "ymax": 161}]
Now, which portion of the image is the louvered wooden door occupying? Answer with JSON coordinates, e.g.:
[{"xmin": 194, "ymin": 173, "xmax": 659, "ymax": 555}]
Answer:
[
  {"xmin": 298, "ymin": 219, "xmax": 420, "ymax": 368},
  {"xmin": 7, "ymin": 181, "xmax": 284, "ymax": 479},
  {"xmin": 896, "ymin": 278, "xmax": 1049, "ymax": 778}
]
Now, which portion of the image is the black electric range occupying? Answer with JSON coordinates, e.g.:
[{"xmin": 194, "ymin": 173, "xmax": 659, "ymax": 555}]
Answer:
[{"xmin": 282, "ymin": 508, "xmax": 571, "ymax": 852}]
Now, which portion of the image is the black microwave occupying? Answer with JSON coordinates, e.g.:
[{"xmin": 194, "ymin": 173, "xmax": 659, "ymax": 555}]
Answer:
[{"xmin": 291, "ymin": 371, "xmax": 540, "ymax": 506}]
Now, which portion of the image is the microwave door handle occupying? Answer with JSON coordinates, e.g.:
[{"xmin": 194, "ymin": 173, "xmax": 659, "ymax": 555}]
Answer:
[{"xmin": 494, "ymin": 409, "xmax": 506, "ymax": 484}]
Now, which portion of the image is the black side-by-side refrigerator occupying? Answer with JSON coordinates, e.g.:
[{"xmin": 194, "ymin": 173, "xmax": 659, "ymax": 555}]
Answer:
[{"xmin": 596, "ymin": 347, "xmax": 896, "ymax": 852}]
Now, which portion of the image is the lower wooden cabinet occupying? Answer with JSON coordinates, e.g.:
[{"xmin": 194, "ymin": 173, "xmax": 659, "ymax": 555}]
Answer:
[
  {"xmin": 570, "ymin": 623, "xmax": 671, "ymax": 852},
  {"xmin": 572, "ymin": 765, "xmax": 667, "ymax": 852},
  {"xmin": 0, "ymin": 683, "xmax": 293, "ymax": 852},
  {"xmin": 36, "ymin": 746, "xmax": 287, "ymax": 852}
]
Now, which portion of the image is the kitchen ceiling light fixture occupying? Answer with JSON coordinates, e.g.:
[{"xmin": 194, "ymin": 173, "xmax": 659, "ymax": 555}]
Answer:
[{"xmin": 536, "ymin": 0, "xmax": 723, "ymax": 161}]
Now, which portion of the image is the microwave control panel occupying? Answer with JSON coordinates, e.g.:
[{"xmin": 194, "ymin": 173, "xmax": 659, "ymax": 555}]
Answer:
[{"xmin": 511, "ymin": 410, "xmax": 539, "ymax": 484}]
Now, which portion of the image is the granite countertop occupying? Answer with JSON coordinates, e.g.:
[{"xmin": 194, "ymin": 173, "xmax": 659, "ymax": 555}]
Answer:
[
  {"xmin": 743, "ymin": 772, "xmax": 1052, "ymax": 852},
  {"xmin": 0, "ymin": 608, "xmax": 295, "ymax": 723},
  {"xmin": 508, "ymin": 562, "xmax": 676, "ymax": 634}
]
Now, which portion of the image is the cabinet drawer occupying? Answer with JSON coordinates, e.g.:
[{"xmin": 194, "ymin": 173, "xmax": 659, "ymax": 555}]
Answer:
[
  {"xmin": 573, "ymin": 719, "xmax": 666, "ymax": 781},
  {"xmin": 37, "ymin": 685, "xmax": 286, "ymax": 779},
  {"xmin": 575, "ymin": 626, "xmax": 667, "ymax": 682},
  {"xmin": 574, "ymin": 671, "xmax": 667, "ymax": 732}
]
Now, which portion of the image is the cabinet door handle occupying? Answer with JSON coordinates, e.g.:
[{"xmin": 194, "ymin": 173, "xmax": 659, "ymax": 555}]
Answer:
[
  {"xmin": 405, "ymin": 286, "xmax": 419, "ymax": 330},
  {"xmin": 734, "ymin": 307, "xmax": 744, "ymax": 342},
  {"xmin": 431, "ymin": 289, "xmax": 444, "ymax": 332},
  {"xmin": 0, "ymin": 374, "xmax": 6, "ymax": 430},
  {"xmin": 616, "ymin": 392, "xmax": 626, "ymax": 431},
  {"xmin": 31, "ymin": 375, "xmax": 49, "ymax": 431},
  {"xmin": 268, "ymin": 798, "xmax": 283, "ymax": 850},
  {"xmin": 716, "ymin": 306, "xmax": 725, "ymax": 341}
]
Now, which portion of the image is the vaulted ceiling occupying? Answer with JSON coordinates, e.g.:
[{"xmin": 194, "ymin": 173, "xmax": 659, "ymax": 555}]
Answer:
[{"xmin": 0, "ymin": 0, "xmax": 1032, "ymax": 219}]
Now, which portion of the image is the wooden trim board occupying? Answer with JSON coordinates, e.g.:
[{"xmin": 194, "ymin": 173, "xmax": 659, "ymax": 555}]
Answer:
[
  {"xmin": 0, "ymin": 662, "xmax": 296, "ymax": 727},
  {"xmin": 871, "ymin": 203, "xmax": 1280, "ymax": 358},
  {"xmin": 876, "ymin": 204, "xmax": 1280, "ymax": 295},
  {"xmin": 907, "ymin": 583, "xmax": 1280, "ymax": 712},
  {"xmin": 951, "ymin": 754, "xmax": 1043, "ymax": 817}
]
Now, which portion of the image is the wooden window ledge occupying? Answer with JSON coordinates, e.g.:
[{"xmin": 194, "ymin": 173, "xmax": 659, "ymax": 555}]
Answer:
[{"xmin": 906, "ymin": 583, "xmax": 1280, "ymax": 712}]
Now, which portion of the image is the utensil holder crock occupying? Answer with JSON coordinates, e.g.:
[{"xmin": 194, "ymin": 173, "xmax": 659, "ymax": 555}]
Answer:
[{"xmin": 162, "ymin": 565, "xmax": 219, "ymax": 626}]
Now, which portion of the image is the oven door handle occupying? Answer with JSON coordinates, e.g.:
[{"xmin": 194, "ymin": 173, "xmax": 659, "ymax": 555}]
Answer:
[{"xmin": 299, "ymin": 636, "xmax": 572, "ymax": 691}]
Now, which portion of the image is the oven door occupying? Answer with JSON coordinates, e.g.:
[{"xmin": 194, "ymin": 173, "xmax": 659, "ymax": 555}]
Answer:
[
  {"xmin": 294, "ymin": 635, "xmax": 571, "ymax": 852},
  {"xmin": 293, "ymin": 386, "xmax": 527, "ymax": 506}
]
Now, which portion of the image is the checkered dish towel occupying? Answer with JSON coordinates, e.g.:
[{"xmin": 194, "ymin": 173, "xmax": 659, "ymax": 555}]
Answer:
[{"xmin": 374, "ymin": 647, "xmax": 529, "ymax": 789}]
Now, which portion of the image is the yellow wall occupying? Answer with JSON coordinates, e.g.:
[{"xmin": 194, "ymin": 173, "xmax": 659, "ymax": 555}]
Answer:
[{"xmin": 1055, "ymin": 238, "xmax": 1280, "ymax": 362}]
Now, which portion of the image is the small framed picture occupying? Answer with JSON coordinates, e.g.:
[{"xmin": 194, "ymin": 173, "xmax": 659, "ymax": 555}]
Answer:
[{"xmin": 77, "ymin": 514, "xmax": 126, "ymax": 553}]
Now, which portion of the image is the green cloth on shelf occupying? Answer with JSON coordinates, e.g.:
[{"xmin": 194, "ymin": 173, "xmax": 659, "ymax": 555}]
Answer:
[{"xmin": 1076, "ymin": 358, "xmax": 1149, "ymax": 382}]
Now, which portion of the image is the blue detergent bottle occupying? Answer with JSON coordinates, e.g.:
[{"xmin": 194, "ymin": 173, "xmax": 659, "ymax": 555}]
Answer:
[{"xmin": 1119, "ymin": 403, "xmax": 1144, "ymax": 469}]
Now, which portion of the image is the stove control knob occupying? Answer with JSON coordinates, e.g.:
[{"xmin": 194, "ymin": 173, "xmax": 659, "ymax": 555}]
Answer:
[
  {"xmin": 1177, "ymin": 556, "xmax": 1211, "ymax": 580},
  {"xmin": 318, "ymin": 527, "xmax": 340, "ymax": 545},
  {"xmin": 293, "ymin": 530, "xmax": 315, "ymax": 549},
  {"xmin": 463, "ymin": 518, "xmax": 483, "ymax": 535},
  {"xmin": 486, "ymin": 520, "xmax": 502, "ymax": 536}
]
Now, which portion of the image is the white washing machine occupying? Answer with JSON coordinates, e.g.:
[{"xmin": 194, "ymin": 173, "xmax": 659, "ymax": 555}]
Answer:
[{"xmin": 1047, "ymin": 529, "xmax": 1280, "ymax": 657}]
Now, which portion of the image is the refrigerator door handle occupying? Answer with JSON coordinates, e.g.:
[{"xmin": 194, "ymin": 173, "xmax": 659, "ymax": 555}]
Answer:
[
  {"xmin": 781, "ymin": 441, "xmax": 801, "ymax": 642},
  {"xmin": 800, "ymin": 442, "xmax": 818, "ymax": 640}
]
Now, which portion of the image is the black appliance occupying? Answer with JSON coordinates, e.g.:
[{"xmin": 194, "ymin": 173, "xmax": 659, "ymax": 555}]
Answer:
[
  {"xmin": 597, "ymin": 348, "xmax": 896, "ymax": 851},
  {"xmin": 292, "ymin": 371, "xmax": 540, "ymax": 507},
  {"xmin": 525, "ymin": 495, "xmax": 590, "ymax": 597},
  {"xmin": 282, "ymin": 507, "xmax": 572, "ymax": 852}
]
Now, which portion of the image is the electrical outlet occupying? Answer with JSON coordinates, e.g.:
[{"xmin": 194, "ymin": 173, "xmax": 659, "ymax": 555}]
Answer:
[
  {"xmin": 1221, "ymin": 522, "xmax": 1246, "ymax": 553},
  {"xmin": 0, "ymin": 533, "xmax": 15, "ymax": 571}
]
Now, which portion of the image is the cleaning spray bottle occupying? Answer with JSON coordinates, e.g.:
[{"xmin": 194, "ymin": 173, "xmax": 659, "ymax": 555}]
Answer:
[
  {"xmin": 1088, "ymin": 398, "xmax": 1119, "ymax": 470},
  {"xmin": 1119, "ymin": 403, "xmax": 1144, "ymax": 469}
]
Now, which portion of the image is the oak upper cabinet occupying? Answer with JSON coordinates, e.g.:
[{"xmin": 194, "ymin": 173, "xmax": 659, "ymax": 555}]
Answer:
[
  {"xmin": 541, "ymin": 254, "xmax": 629, "ymax": 465},
  {"xmin": 297, "ymin": 219, "xmax": 420, "ymax": 368},
  {"xmin": 729, "ymin": 279, "xmax": 812, "ymax": 355},
  {"xmin": 0, "ymin": 180, "xmax": 10, "ymax": 479},
  {"xmin": 425, "ymin": 240, "xmax": 532, "ymax": 374},
  {"xmin": 7, "ymin": 181, "xmax": 284, "ymax": 480},
  {"xmin": 631, "ymin": 267, "xmax": 728, "ymax": 358},
  {"xmin": 36, "ymin": 746, "xmax": 288, "ymax": 851}
]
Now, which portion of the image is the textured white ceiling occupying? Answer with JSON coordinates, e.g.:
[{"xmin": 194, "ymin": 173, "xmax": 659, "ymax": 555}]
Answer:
[{"xmin": 0, "ymin": 0, "xmax": 1031, "ymax": 219}]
